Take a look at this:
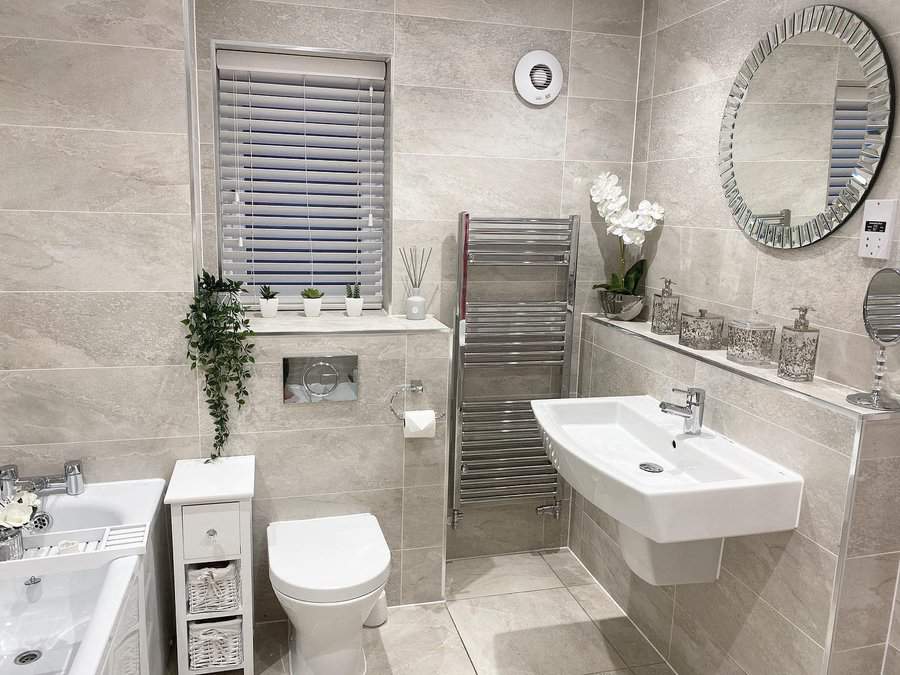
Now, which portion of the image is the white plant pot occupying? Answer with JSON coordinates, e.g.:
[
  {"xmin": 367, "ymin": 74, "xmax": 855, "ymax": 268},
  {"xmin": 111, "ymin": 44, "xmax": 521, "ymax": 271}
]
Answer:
[
  {"xmin": 259, "ymin": 298, "xmax": 279, "ymax": 318},
  {"xmin": 345, "ymin": 297, "xmax": 364, "ymax": 317},
  {"xmin": 303, "ymin": 298, "xmax": 323, "ymax": 317}
]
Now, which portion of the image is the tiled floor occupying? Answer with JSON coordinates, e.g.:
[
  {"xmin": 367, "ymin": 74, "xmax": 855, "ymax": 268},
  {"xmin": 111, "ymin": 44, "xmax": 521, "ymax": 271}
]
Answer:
[{"xmin": 239, "ymin": 549, "xmax": 675, "ymax": 675}]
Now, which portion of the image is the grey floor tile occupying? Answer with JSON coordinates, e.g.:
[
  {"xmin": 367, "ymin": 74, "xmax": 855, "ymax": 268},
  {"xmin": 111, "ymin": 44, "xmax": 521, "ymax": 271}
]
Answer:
[
  {"xmin": 541, "ymin": 548, "xmax": 596, "ymax": 587},
  {"xmin": 632, "ymin": 664, "xmax": 677, "ymax": 674},
  {"xmin": 448, "ymin": 587, "xmax": 626, "ymax": 674},
  {"xmin": 254, "ymin": 621, "xmax": 289, "ymax": 675},
  {"xmin": 363, "ymin": 603, "xmax": 475, "ymax": 674},
  {"xmin": 446, "ymin": 552, "xmax": 563, "ymax": 600}
]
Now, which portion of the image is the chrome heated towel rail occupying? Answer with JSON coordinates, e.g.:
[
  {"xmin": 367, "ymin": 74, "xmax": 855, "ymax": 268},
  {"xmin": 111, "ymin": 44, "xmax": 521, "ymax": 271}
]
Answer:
[{"xmin": 448, "ymin": 213, "xmax": 579, "ymax": 528}]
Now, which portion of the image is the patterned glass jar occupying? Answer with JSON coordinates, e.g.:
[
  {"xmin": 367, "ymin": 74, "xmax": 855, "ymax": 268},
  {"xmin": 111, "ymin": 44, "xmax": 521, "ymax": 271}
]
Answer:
[
  {"xmin": 778, "ymin": 306, "xmax": 819, "ymax": 382},
  {"xmin": 726, "ymin": 318, "xmax": 775, "ymax": 365},
  {"xmin": 651, "ymin": 278, "xmax": 680, "ymax": 335},
  {"xmin": 679, "ymin": 309, "xmax": 724, "ymax": 350}
]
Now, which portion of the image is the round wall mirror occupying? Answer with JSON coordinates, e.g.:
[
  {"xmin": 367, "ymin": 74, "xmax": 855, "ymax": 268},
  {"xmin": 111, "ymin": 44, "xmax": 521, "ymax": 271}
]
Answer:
[
  {"xmin": 847, "ymin": 267, "xmax": 900, "ymax": 410},
  {"xmin": 719, "ymin": 5, "xmax": 893, "ymax": 249}
]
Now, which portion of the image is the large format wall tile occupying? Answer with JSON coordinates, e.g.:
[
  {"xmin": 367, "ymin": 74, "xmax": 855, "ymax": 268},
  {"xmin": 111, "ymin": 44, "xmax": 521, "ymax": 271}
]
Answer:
[
  {"xmin": 833, "ymin": 553, "xmax": 900, "ymax": 651},
  {"xmin": 0, "ymin": 0, "xmax": 184, "ymax": 49},
  {"xmin": 194, "ymin": 0, "xmax": 393, "ymax": 69},
  {"xmin": 565, "ymin": 97, "xmax": 637, "ymax": 162},
  {"xmin": 0, "ymin": 366, "xmax": 198, "ymax": 445},
  {"xmin": 849, "ymin": 456, "xmax": 900, "ymax": 556},
  {"xmin": 652, "ymin": 0, "xmax": 782, "ymax": 95},
  {"xmin": 393, "ymin": 85, "xmax": 567, "ymax": 159},
  {"xmin": 722, "ymin": 531, "xmax": 836, "ymax": 644},
  {"xmin": 573, "ymin": 0, "xmax": 643, "ymax": 35},
  {"xmin": 0, "ymin": 292, "xmax": 189, "ymax": 368},
  {"xmin": 212, "ymin": 426, "xmax": 405, "ymax": 499},
  {"xmin": 0, "ymin": 212, "xmax": 193, "ymax": 292},
  {"xmin": 394, "ymin": 15, "xmax": 570, "ymax": 91},
  {"xmin": 397, "ymin": 0, "xmax": 574, "ymax": 30},
  {"xmin": 0, "ymin": 126, "xmax": 189, "ymax": 213},
  {"xmin": 676, "ymin": 570, "xmax": 825, "ymax": 675},
  {"xmin": 669, "ymin": 603, "xmax": 749, "ymax": 675},
  {"xmin": 394, "ymin": 154, "xmax": 563, "ymax": 221},
  {"xmin": 648, "ymin": 78, "xmax": 731, "ymax": 161},
  {"xmin": 5, "ymin": 436, "xmax": 201, "ymax": 482},
  {"xmin": 569, "ymin": 32, "xmax": 640, "ymax": 100},
  {"xmin": 0, "ymin": 38, "xmax": 186, "ymax": 132}
]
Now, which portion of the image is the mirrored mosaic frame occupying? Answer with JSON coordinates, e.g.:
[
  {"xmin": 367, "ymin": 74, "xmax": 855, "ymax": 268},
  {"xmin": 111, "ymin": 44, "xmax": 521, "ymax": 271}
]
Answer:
[{"xmin": 718, "ymin": 4, "xmax": 894, "ymax": 249}]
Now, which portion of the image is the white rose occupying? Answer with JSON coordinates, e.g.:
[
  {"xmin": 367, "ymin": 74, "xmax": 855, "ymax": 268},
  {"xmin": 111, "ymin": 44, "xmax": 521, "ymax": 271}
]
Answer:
[{"xmin": 0, "ymin": 502, "xmax": 33, "ymax": 528}]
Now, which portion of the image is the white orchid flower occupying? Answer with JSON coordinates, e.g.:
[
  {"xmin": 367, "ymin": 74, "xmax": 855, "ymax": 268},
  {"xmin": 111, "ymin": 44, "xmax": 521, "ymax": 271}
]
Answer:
[{"xmin": 0, "ymin": 502, "xmax": 33, "ymax": 528}]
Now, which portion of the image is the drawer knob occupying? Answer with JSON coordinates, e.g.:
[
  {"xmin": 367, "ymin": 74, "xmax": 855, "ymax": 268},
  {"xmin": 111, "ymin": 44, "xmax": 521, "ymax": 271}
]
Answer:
[{"xmin": 206, "ymin": 528, "xmax": 217, "ymax": 538}]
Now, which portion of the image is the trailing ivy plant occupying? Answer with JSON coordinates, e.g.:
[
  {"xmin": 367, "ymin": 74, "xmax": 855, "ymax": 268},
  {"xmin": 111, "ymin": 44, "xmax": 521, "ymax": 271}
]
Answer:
[{"xmin": 182, "ymin": 270, "xmax": 255, "ymax": 458}]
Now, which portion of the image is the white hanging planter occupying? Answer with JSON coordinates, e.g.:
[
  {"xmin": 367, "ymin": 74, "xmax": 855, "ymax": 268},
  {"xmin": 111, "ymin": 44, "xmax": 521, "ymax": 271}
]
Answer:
[
  {"xmin": 345, "ymin": 297, "xmax": 364, "ymax": 317},
  {"xmin": 259, "ymin": 298, "xmax": 279, "ymax": 318},
  {"xmin": 303, "ymin": 298, "xmax": 322, "ymax": 318}
]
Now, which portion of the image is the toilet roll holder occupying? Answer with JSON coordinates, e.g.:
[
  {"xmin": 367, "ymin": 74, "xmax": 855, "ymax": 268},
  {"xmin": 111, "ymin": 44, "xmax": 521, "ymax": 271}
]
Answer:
[{"xmin": 389, "ymin": 380, "xmax": 446, "ymax": 423}]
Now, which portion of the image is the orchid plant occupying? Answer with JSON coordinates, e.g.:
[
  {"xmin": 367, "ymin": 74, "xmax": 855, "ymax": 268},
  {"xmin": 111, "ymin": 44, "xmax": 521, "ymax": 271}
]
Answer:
[
  {"xmin": 0, "ymin": 490, "xmax": 40, "ymax": 531},
  {"xmin": 590, "ymin": 172, "xmax": 664, "ymax": 296}
]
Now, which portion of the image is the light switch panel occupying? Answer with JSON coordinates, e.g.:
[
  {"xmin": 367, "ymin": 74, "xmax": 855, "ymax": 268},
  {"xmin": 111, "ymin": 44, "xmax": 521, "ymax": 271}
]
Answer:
[{"xmin": 858, "ymin": 199, "xmax": 897, "ymax": 259}]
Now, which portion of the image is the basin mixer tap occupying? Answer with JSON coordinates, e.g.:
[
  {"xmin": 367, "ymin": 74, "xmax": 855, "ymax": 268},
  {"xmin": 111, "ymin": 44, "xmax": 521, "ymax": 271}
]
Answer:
[
  {"xmin": 0, "ymin": 460, "xmax": 85, "ymax": 500},
  {"xmin": 659, "ymin": 387, "xmax": 706, "ymax": 435}
]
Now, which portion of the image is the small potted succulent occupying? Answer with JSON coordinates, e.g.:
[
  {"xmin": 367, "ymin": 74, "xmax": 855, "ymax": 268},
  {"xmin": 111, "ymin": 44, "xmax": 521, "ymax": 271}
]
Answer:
[
  {"xmin": 301, "ymin": 287, "xmax": 324, "ymax": 317},
  {"xmin": 345, "ymin": 283, "xmax": 363, "ymax": 317},
  {"xmin": 258, "ymin": 285, "xmax": 279, "ymax": 318},
  {"xmin": 590, "ymin": 172, "xmax": 664, "ymax": 321},
  {"xmin": 0, "ymin": 490, "xmax": 40, "ymax": 561}
]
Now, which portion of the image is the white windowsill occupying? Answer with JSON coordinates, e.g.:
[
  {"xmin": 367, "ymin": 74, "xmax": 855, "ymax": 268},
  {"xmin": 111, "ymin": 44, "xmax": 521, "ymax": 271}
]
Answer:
[{"xmin": 249, "ymin": 311, "xmax": 450, "ymax": 335}]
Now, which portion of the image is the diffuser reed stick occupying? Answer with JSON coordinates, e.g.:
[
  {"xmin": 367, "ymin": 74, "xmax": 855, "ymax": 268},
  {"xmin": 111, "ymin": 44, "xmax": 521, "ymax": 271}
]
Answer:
[{"xmin": 399, "ymin": 246, "xmax": 432, "ymax": 289}]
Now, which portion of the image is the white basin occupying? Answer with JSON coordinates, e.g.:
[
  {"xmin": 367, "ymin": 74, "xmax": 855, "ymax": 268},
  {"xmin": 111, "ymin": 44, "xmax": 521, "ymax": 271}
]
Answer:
[
  {"xmin": 531, "ymin": 396, "xmax": 803, "ymax": 584},
  {"xmin": 37, "ymin": 478, "xmax": 166, "ymax": 532}
]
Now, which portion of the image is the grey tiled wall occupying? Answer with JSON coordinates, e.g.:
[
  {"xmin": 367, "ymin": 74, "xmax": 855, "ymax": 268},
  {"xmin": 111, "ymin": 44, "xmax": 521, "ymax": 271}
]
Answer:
[
  {"xmin": 189, "ymin": 0, "xmax": 643, "ymax": 559},
  {"xmin": 632, "ymin": 0, "xmax": 900, "ymax": 395},
  {"xmin": 574, "ymin": 316, "xmax": 900, "ymax": 675}
]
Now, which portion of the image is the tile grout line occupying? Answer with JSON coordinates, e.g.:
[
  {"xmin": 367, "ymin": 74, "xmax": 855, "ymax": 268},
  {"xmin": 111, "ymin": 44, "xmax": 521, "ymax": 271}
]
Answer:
[
  {"xmin": 442, "ymin": 601, "xmax": 481, "ymax": 674},
  {"xmin": 880, "ymin": 559, "xmax": 900, "ymax": 672}
]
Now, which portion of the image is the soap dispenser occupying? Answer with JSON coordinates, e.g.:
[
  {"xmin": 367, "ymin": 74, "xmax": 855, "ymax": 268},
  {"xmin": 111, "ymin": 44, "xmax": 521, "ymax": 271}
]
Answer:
[
  {"xmin": 651, "ymin": 278, "xmax": 680, "ymax": 335},
  {"xmin": 777, "ymin": 306, "xmax": 819, "ymax": 382}
]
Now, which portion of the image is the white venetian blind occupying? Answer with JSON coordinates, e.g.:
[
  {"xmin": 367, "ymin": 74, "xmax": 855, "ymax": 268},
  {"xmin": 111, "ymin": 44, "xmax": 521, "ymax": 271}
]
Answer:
[
  {"xmin": 828, "ymin": 80, "xmax": 868, "ymax": 204},
  {"xmin": 216, "ymin": 49, "xmax": 386, "ymax": 308}
]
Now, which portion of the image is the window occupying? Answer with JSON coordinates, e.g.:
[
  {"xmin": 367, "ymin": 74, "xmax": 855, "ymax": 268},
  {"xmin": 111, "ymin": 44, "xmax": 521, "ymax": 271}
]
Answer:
[{"xmin": 215, "ymin": 49, "xmax": 387, "ymax": 309}]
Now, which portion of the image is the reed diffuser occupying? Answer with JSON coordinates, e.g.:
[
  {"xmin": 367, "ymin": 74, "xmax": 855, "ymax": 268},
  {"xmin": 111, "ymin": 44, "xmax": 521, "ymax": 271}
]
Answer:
[{"xmin": 399, "ymin": 246, "xmax": 432, "ymax": 320}]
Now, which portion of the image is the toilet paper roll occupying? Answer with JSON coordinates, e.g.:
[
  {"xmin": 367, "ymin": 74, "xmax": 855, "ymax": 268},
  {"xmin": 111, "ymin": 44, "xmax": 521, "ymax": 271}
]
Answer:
[{"xmin": 404, "ymin": 409, "xmax": 436, "ymax": 438}]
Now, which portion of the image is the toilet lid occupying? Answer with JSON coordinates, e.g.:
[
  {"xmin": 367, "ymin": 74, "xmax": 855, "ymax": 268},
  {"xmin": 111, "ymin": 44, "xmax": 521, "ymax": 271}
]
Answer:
[{"xmin": 267, "ymin": 514, "xmax": 391, "ymax": 603}]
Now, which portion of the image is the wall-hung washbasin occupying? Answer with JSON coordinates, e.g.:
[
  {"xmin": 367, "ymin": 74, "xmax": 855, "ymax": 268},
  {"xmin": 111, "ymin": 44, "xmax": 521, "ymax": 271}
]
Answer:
[{"xmin": 531, "ymin": 395, "xmax": 803, "ymax": 585}]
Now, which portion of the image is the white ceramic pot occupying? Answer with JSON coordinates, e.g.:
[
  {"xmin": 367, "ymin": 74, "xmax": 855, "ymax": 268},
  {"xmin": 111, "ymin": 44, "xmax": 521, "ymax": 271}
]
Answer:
[
  {"xmin": 259, "ymin": 298, "xmax": 279, "ymax": 318},
  {"xmin": 303, "ymin": 298, "xmax": 323, "ymax": 318},
  {"xmin": 345, "ymin": 297, "xmax": 364, "ymax": 317}
]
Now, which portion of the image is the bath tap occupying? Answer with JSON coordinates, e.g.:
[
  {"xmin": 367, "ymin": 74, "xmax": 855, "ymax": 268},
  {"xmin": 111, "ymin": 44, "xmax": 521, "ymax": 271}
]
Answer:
[
  {"xmin": 659, "ymin": 387, "xmax": 706, "ymax": 435},
  {"xmin": 0, "ymin": 460, "xmax": 85, "ymax": 499}
]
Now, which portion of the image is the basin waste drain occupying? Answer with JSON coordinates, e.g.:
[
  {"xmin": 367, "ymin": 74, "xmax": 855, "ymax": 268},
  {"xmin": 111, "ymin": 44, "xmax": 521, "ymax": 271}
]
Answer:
[
  {"xmin": 639, "ymin": 462, "xmax": 664, "ymax": 473},
  {"xmin": 28, "ymin": 512, "xmax": 53, "ymax": 531},
  {"xmin": 14, "ymin": 650, "xmax": 41, "ymax": 666}
]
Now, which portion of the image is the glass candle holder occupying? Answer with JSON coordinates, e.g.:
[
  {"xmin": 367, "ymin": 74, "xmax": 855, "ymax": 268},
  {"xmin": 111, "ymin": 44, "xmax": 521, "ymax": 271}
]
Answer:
[
  {"xmin": 679, "ymin": 309, "xmax": 724, "ymax": 350},
  {"xmin": 726, "ymin": 318, "xmax": 775, "ymax": 365}
]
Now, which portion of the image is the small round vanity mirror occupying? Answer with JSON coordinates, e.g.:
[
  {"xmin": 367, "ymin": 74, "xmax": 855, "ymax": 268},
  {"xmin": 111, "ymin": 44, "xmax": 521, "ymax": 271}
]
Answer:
[
  {"xmin": 847, "ymin": 268, "xmax": 900, "ymax": 410},
  {"xmin": 720, "ymin": 5, "xmax": 893, "ymax": 248}
]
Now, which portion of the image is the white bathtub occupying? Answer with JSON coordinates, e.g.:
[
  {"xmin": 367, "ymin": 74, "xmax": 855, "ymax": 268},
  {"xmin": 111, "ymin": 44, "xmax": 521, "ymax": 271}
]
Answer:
[
  {"xmin": 0, "ymin": 556, "xmax": 139, "ymax": 675},
  {"xmin": 0, "ymin": 479, "xmax": 170, "ymax": 675}
]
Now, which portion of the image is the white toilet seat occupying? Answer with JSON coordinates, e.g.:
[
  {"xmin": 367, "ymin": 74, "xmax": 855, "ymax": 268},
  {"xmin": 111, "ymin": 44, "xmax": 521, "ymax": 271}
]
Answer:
[{"xmin": 268, "ymin": 513, "xmax": 391, "ymax": 603}]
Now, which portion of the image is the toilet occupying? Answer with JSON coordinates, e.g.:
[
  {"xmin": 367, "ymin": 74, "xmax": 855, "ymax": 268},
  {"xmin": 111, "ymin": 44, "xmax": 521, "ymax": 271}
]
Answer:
[{"xmin": 267, "ymin": 513, "xmax": 391, "ymax": 675}]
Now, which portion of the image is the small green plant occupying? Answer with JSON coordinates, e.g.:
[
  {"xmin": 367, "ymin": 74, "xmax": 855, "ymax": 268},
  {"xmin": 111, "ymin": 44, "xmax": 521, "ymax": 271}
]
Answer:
[
  {"xmin": 182, "ymin": 270, "xmax": 255, "ymax": 458},
  {"xmin": 259, "ymin": 285, "xmax": 279, "ymax": 300},
  {"xmin": 593, "ymin": 259, "xmax": 645, "ymax": 296},
  {"xmin": 302, "ymin": 287, "xmax": 324, "ymax": 299},
  {"xmin": 345, "ymin": 283, "xmax": 361, "ymax": 299}
]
